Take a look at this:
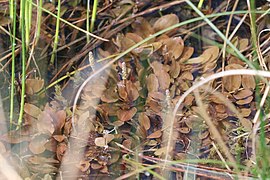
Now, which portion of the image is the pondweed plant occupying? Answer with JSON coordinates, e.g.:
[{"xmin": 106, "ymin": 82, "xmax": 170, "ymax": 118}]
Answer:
[{"xmin": 4, "ymin": 0, "xmax": 270, "ymax": 179}]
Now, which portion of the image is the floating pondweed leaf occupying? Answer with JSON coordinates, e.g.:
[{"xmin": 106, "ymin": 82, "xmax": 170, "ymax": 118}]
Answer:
[
  {"xmin": 236, "ymin": 96, "xmax": 253, "ymax": 105},
  {"xmin": 29, "ymin": 135, "xmax": 48, "ymax": 154},
  {"xmin": 205, "ymin": 46, "xmax": 219, "ymax": 62},
  {"xmin": 132, "ymin": 17, "xmax": 155, "ymax": 39},
  {"xmin": 147, "ymin": 130, "xmax": 162, "ymax": 139},
  {"xmin": 153, "ymin": 14, "xmax": 179, "ymax": 33},
  {"xmin": 25, "ymin": 78, "xmax": 44, "ymax": 95},
  {"xmin": 160, "ymin": 37, "xmax": 184, "ymax": 59},
  {"xmin": 184, "ymin": 56, "xmax": 206, "ymax": 64},
  {"xmin": 179, "ymin": 47, "xmax": 194, "ymax": 63},
  {"xmin": 24, "ymin": 103, "xmax": 42, "ymax": 119},
  {"xmin": 233, "ymin": 89, "xmax": 253, "ymax": 100},
  {"xmin": 240, "ymin": 118, "xmax": 252, "ymax": 132},
  {"xmin": 95, "ymin": 137, "xmax": 107, "ymax": 147},
  {"xmin": 148, "ymin": 91, "xmax": 166, "ymax": 101},
  {"xmin": 125, "ymin": 33, "xmax": 143, "ymax": 44},
  {"xmin": 101, "ymin": 86, "xmax": 119, "ymax": 103},
  {"xmin": 242, "ymin": 75, "xmax": 256, "ymax": 90},
  {"xmin": 223, "ymin": 64, "xmax": 243, "ymax": 92},
  {"xmin": 181, "ymin": 71, "xmax": 193, "ymax": 81},
  {"xmin": 56, "ymin": 142, "xmax": 67, "ymax": 161},
  {"xmin": 240, "ymin": 108, "xmax": 252, "ymax": 117},
  {"xmin": 214, "ymin": 104, "xmax": 226, "ymax": 114},
  {"xmin": 169, "ymin": 59, "xmax": 181, "ymax": 78},
  {"xmin": 178, "ymin": 127, "xmax": 190, "ymax": 134},
  {"xmin": 228, "ymin": 56, "xmax": 246, "ymax": 66},
  {"xmin": 77, "ymin": 160, "xmax": 90, "ymax": 172},
  {"xmin": 117, "ymin": 107, "xmax": 137, "ymax": 122},
  {"xmin": 125, "ymin": 80, "xmax": 140, "ymax": 101},
  {"xmin": 138, "ymin": 113, "xmax": 151, "ymax": 130},
  {"xmin": 239, "ymin": 38, "xmax": 249, "ymax": 51},
  {"xmin": 146, "ymin": 74, "xmax": 159, "ymax": 92},
  {"xmin": 37, "ymin": 111, "xmax": 55, "ymax": 135}
]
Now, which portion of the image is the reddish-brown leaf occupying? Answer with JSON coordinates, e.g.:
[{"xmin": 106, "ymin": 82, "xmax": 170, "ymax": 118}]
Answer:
[
  {"xmin": 117, "ymin": 107, "xmax": 137, "ymax": 122},
  {"xmin": 147, "ymin": 130, "xmax": 162, "ymax": 139}
]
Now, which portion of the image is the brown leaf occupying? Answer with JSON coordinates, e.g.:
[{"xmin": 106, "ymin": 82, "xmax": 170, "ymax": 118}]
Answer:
[
  {"xmin": 156, "ymin": 70, "xmax": 170, "ymax": 90},
  {"xmin": 240, "ymin": 118, "xmax": 252, "ymax": 131},
  {"xmin": 239, "ymin": 38, "xmax": 249, "ymax": 51},
  {"xmin": 161, "ymin": 37, "xmax": 184, "ymax": 59},
  {"xmin": 125, "ymin": 33, "xmax": 143, "ymax": 44},
  {"xmin": 24, "ymin": 103, "xmax": 42, "ymax": 118},
  {"xmin": 179, "ymin": 47, "xmax": 194, "ymax": 63},
  {"xmin": 117, "ymin": 107, "xmax": 137, "ymax": 122},
  {"xmin": 147, "ymin": 130, "xmax": 162, "ymax": 139},
  {"xmin": 138, "ymin": 113, "xmax": 151, "ymax": 130},
  {"xmin": 233, "ymin": 89, "xmax": 253, "ymax": 100},
  {"xmin": 169, "ymin": 59, "xmax": 181, "ymax": 78},
  {"xmin": 153, "ymin": 14, "xmax": 179, "ymax": 32},
  {"xmin": 132, "ymin": 17, "xmax": 155, "ymax": 39},
  {"xmin": 204, "ymin": 46, "xmax": 219, "ymax": 62},
  {"xmin": 240, "ymin": 108, "xmax": 252, "ymax": 117},
  {"xmin": 37, "ymin": 112, "xmax": 55, "ymax": 135},
  {"xmin": 242, "ymin": 75, "xmax": 256, "ymax": 90},
  {"xmin": 178, "ymin": 127, "xmax": 190, "ymax": 134},
  {"xmin": 101, "ymin": 86, "xmax": 119, "ymax": 103},
  {"xmin": 223, "ymin": 64, "xmax": 243, "ymax": 92},
  {"xmin": 53, "ymin": 135, "xmax": 66, "ymax": 142},
  {"xmin": 126, "ymin": 80, "xmax": 139, "ymax": 101},
  {"xmin": 146, "ymin": 74, "xmax": 159, "ymax": 92},
  {"xmin": 236, "ymin": 96, "xmax": 253, "ymax": 105},
  {"xmin": 29, "ymin": 135, "xmax": 48, "ymax": 154},
  {"xmin": 77, "ymin": 160, "xmax": 90, "ymax": 172},
  {"xmin": 25, "ymin": 78, "xmax": 44, "ymax": 95},
  {"xmin": 95, "ymin": 137, "xmax": 106, "ymax": 147},
  {"xmin": 56, "ymin": 143, "xmax": 67, "ymax": 161}
]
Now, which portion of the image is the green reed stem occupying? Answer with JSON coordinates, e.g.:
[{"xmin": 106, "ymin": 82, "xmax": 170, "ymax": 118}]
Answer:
[
  {"xmin": 86, "ymin": 0, "xmax": 90, "ymax": 42},
  {"xmin": 35, "ymin": 0, "xmax": 43, "ymax": 42},
  {"xmin": 17, "ymin": 0, "xmax": 27, "ymax": 129},
  {"xmin": 9, "ymin": 0, "xmax": 17, "ymax": 129},
  {"xmin": 50, "ymin": 0, "xmax": 61, "ymax": 66},
  {"xmin": 197, "ymin": 0, "xmax": 204, "ymax": 9},
  {"xmin": 90, "ymin": 0, "xmax": 98, "ymax": 32}
]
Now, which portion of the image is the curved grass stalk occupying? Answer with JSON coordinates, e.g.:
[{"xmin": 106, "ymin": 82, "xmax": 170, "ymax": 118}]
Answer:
[
  {"xmin": 50, "ymin": 0, "xmax": 61, "ymax": 66},
  {"xmin": 28, "ymin": 0, "xmax": 108, "ymax": 41},
  {"xmin": 9, "ymin": 0, "xmax": 17, "ymax": 129}
]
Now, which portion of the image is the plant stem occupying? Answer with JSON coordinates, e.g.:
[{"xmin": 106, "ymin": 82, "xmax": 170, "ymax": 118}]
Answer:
[
  {"xmin": 35, "ymin": 0, "xmax": 43, "ymax": 43},
  {"xmin": 9, "ymin": 0, "xmax": 17, "ymax": 129},
  {"xmin": 17, "ymin": 0, "xmax": 27, "ymax": 129},
  {"xmin": 90, "ymin": 0, "xmax": 98, "ymax": 32},
  {"xmin": 50, "ymin": 0, "xmax": 61, "ymax": 66},
  {"xmin": 86, "ymin": 0, "xmax": 90, "ymax": 43}
]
